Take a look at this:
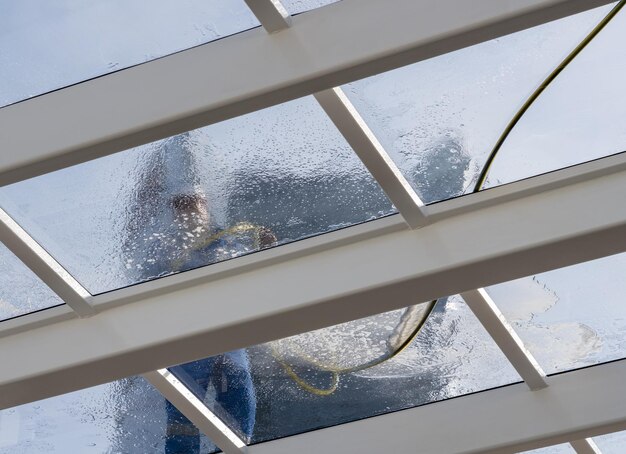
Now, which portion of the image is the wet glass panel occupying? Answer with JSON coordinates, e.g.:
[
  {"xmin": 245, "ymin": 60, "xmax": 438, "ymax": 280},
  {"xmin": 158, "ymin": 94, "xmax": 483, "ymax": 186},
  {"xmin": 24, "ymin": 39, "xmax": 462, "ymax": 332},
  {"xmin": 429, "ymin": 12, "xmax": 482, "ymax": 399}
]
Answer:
[
  {"xmin": 343, "ymin": 5, "xmax": 613, "ymax": 203},
  {"xmin": 0, "ymin": 96, "xmax": 393, "ymax": 294},
  {"xmin": 594, "ymin": 430, "xmax": 626, "ymax": 452},
  {"xmin": 169, "ymin": 351, "xmax": 257, "ymax": 443},
  {"xmin": 0, "ymin": 377, "xmax": 219, "ymax": 454},
  {"xmin": 283, "ymin": 0, "xmax": 341, "ymax": 14},
  {"xmin": 484, "ymin": 4, "xmax": 626, "ymax": 189},
  {"xmin": 487, "ymin": 252, "xmax": 626, "ymax": 375},
  {"xmin": 521, "ymin": 444, "xmax": 576, "ymax": 454},
  {"xmin": 169, "ymin": 296, "xmax": 520, "ymax": 444},
  {"xmin": 0, "ymin": 0, "xmax": 259, "ymax": 108},
  {"xmin": 0, "ymin": 243, "xmax": 62, "ymax": 323}
]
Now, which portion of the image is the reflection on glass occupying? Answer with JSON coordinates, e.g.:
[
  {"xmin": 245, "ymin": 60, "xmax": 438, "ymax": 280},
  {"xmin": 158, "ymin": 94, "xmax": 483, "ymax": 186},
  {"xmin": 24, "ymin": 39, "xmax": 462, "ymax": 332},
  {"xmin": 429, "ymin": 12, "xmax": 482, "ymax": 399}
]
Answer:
[
  {"xmin": 0, "ymin": 96, "xmax": 393, "ymax": 294},
  {"xmin": 521, "ymin": 443, "xmax": 576, "ymax": 454},
  {"xmin": 0, "ymin": 243, "xmax": 62, "ymax": 323},
  {"xmin": 0, "ymin": 377, "xmax": 219, "ymax": 454},
  {"xmin": 283, "ymin": 0, "xmax": 341, "ymax": 14},
  {"xmin": 170, "ymin": 296, "xmax": 520, "ymax": 444},
  {"xmin": 487, "ymin": 252, "xmax": 626, "ymax": 374},
  {"xmin": 343, "ymin": 5, "xmax": 612, "ymax": 203},
  {"xmin": 594, "ymin": 430, "xmax": 626, "ymax": 452},
  {"xmin": 0, "ymin": 0, "xmax": 259, "ymax": 108},
  {"xmin": 485, "ymin": 4, "xmax": 626, "ymax": 189}
]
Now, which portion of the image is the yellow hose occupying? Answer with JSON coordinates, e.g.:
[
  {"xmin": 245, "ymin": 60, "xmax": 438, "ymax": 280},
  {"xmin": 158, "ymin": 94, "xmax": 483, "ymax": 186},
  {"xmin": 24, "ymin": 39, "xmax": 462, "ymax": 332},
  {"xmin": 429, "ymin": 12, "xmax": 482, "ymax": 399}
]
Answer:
[
  {"xmin": 474, "ymin": 0, "xmax": 625, "ymax": 192},
  {"xmin": 271, "ymin": 2, "xmax": 626, "ymax": 395},
  {"xmin": 270, "ymin": 300, "xmax": 437, "ymax": 396}
]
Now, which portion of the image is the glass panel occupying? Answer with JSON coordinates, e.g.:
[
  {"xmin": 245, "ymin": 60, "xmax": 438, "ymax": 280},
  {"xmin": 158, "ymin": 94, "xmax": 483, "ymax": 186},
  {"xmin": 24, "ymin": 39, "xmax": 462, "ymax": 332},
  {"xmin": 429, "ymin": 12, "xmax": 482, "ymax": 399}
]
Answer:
[
  {"xmin": 169, "ymin": 352, "xmax": 257, "ymax": 442},
  {"xmin": 169, "ymin": 295, "xmax": 520, "ymax": 444},
  {"xmin": 0, "ymin": 377, "xmax": 219, "ymax": 454},
  {"xmin": 0, "ymin": 96, "xmax": 393, "ymax": 294},
  {"xmin": 343, "ymin": 5, "xmax": 613, "ymax": 203},
  {"xmin": 487, "ymin": 252, "xmax": 626, "ymax": 374},
  {"xmin": 0, "ymin": 243, "xmax": 62, "ymax": 323},
  {"xmin": 521, "ymin": 443, "xmax": 575, "ymax": 454},
  {"xmin": 283, "ymin": 0, "xmax": 341, "ymax": 14},
  {"xmin": 0, "ymin": 0, "xmax": 259, "ymax": 108},
  {"xmin": 484, "ymin": 4, "xmax": 626, "ymax": 189},
  {"xmin": 594, "ymin": 430, "xmax": 626, "ymax": 452}
]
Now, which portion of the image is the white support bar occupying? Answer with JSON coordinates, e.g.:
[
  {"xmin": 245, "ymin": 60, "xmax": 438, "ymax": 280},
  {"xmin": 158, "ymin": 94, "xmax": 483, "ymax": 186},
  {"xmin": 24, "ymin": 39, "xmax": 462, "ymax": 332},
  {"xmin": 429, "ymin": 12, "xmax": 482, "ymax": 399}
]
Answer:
[
  {"xmin": 427, "ymin": 152, "xmax": 626, "ymax": 223},
  {"xmin": 0, "ymin": 0, "xmax": 614, "ymax": 185},
  {"xmin": 315, "ymin": 87, "xmax": 428, "ymax": 228},
  {"xmin": 570, "ymin": 439, "xmax": 603, "ymax": 454},
  {"xmin": 244, "ymin": 0, "xmax": 291, "ymax": 33},
  {"xmin": 144, "ymin": 369, "xmax": 247, "ymax": 454},
  {"xmin": 1, "ymin": 158, "xmax": 626, "ymax": 408},
  {"xmin": 461, "ymin": 289, "xmax": 547, "ymax": 390},
  {"xmin": 0, "ymin": 208, "xmax": 94, "ymax": 317},
  {"xmin": 0, "ymin": 305, "xmax": 75, "ymax": 339},
  {"xmin": 245, "ymin": 360, "xmax": 626, "ymax": 454}
]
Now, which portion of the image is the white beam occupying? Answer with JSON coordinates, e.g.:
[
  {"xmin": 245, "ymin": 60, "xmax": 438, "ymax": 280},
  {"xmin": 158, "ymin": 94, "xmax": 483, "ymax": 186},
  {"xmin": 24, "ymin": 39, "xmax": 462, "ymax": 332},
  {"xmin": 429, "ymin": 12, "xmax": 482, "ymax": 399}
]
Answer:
[
  {"xmin": 570, "ymin": 439, "xmax": 603, "ymax": 454},
  {"xmin": 1, "ymin": 158, "xmax": 626, "ymax": 408},
  {"xmin": 315, "ymin": 87, "xmax": 428, "ymax": 228},
  {"xmin": 143, "ymin": 369, "xmax": 247, "ymax": 454},
  {"xmin": 427, "ymin": 152, "xmax": 626, "ymax": 222},
  {"xmin": 0, "ymin": 208, "xmax": 94, "ymax": 317},
  {"xmin": 0, "ymin": 305, "xmax": 75, "ymax": 339},
  {"xmin": 246, "ymin": 360, "xmax": 626, "ymax": 454},
  {"xmin": 461, "ymin": 289, "xmax": 547, "ymax": 390},
  {"xmin": 244, "ymin": 0, "xmax": 291, "ymax": 33},
  {"xmin": 0, "ymin": 0, "xmax": 614, "ymax": 185}
]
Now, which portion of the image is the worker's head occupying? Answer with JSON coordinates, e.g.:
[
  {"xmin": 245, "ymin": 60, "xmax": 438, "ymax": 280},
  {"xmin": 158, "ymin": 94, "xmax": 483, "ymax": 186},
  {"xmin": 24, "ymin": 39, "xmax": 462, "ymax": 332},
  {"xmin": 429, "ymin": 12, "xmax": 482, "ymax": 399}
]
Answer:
[{"xmin": 171, "ymin": 193, "xmax": 210, "ymax": 227}]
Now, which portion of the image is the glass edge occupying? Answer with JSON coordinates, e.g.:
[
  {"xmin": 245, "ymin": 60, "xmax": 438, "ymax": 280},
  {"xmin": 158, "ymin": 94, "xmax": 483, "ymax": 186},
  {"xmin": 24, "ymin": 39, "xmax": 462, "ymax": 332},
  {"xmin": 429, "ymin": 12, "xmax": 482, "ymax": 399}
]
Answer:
[
  {"xmin": 91, "ymin": 211, "xmax": 400, "ymax": 297},
  {"xmin": 0, "ymin": 24, "xmax": 262, "ymax": 111}
]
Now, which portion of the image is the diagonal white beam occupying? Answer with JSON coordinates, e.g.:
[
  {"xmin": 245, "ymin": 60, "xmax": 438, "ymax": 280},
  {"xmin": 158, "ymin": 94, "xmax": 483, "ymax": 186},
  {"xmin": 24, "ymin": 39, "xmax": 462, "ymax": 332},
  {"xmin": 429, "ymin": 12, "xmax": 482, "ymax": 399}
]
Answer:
[
  {"xmin": 0, "ymin": 208, "xmax": 94, "ymax": 317},
  {"xmin": 1, "ymin": 157, "xmax": 626, "ymax": 408},
  {"xmin": 315, "ymin": 87, "xmax": 428, "ymax": 228},
  {"xmin": 461, "ymin": 289, "xmax": 547, "ymax": 390},
  {"xmin": 144, "ymin": 369, "xmax": 247, "ymax": 454},
  {"xmin": 244, "ymin": 0, "xmax": 291, "ymax": 33},
  {"xmin": 0, "ymin": 0, "xmax": 615, "ymax": 185},
  {"xmin": 570, "ymin": 439, "xmax": 603, "ymax": 454},
  {"xmin": 246, "ymin": 360, "xmax": 626, "ymax": 454}
]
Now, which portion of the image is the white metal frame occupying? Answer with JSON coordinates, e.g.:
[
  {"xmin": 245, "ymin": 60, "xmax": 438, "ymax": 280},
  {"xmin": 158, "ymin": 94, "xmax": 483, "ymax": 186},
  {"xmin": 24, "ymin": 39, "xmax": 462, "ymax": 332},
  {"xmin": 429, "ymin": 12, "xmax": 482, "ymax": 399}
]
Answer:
[
  {"xmin": 144, "ymin": 369, "xmax": 248, "ymax": 454},
  {"xmin": 461, "ymin": 289, "xmax": 547, "ymax": 390},
  {"xmin": 314, "ymin": 87, "xmax": 429, "ymax": 228},
  {"xmin": 244, "ymin": 0, "xmax": 291, "ymax": 33},
  {"xmin": 0, "ymin": 0, "xmax": 614, "ymax": 184},
  {"xmin": 0, "ymin": 208, "xmax": 94, "ymax": 317},
  {"xmin": 571, "ymin": 439, "xmax": 603, "ymax": 454},
  {"xmin": 3, "ymin": 156, "xmax": 626, "ymax": 408},
  {"xmin": 246, "ymin": 360, "xmax": 626, "ymax": 454},
  {"xmin": 0, "ymin": 0, "xmax": 625, "ymax": 453}
]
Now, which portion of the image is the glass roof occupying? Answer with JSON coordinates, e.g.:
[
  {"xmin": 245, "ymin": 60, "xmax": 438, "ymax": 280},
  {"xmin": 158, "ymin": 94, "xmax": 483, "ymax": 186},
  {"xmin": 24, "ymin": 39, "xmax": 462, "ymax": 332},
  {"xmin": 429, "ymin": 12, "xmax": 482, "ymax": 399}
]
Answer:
[
  {"xmin": 168, "ymin": 296, "xmax": 519, "ymax": 444},
  {"xmin": 487, "ymin": 252, "xmax": 626, "ymax": 374},
  {"xmin": 343, "ymin": 4, "xmax": 615, "ymax": 203},
  {"xmin": 0, "ymin": 243, "xmax": 62, "ymax": 323},
  {"xmin": 1, "ymin": 1, "xmax": 625, "ymax": 451},
  {"xmin": 485, "ymin": 3, "xmax": 626, "ymax": 189},
  {"xmin": 0, "ymin": 2, "xmax": 621, "ymax": 303},
  {"xmin": 0, "ymin": 0, "xmax": 259, "ymax": 108},
  {"xmin": 0, "ymin": 96, "xmax": 393, "ymax": 295},
  {"xmin": 0, "ymin": 377, "xmax": 219, "ymax": 454},
  {"xmin": 594, "ymin": 430, "xmax": 626, "ymax": 452}
]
